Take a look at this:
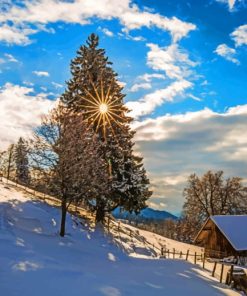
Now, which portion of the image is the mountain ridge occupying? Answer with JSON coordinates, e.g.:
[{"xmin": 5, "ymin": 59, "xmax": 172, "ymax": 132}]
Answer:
[{"xmin": 113, "ymin": 207, "xmax": 177, "ymax": 221}]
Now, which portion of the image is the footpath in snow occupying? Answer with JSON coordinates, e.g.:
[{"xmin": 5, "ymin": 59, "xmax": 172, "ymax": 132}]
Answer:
[{"xmin": 0, "ymin": 180, "xmax": 241, "ymax": 296}]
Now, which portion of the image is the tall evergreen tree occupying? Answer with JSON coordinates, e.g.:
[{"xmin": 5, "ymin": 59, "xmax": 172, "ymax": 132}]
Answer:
[
  {"xmin": 61, "ymin": 34, "xmax": 152, "ymax": 223},
  {"xmin": 14, "ymin": 137, "xmax": 30, "ymax": 185}
]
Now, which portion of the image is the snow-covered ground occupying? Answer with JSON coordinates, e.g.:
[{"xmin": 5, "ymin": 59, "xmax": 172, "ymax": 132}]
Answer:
[{"xmin": 0, "ymin": 180, "xmax": 241, "ymax": 296}]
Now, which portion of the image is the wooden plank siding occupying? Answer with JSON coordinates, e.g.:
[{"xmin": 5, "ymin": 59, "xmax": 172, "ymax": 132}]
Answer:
[{"xmin": 195, "ymin": 219, "xmax": 236, "ymax": 258}]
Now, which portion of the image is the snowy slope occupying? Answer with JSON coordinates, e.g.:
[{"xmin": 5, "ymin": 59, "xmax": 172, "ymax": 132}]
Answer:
[{"xmin": 0, "ymin": 180, "xmax": 241, "ymax": 296}]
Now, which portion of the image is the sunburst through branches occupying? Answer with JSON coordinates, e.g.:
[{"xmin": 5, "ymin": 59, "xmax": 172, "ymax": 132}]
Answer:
[{"xmin": 80, "ymin": 77, "xmax": 125, "ymax": 140}]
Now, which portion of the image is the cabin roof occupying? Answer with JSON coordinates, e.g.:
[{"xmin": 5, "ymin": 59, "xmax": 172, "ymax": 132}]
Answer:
[{"xmin": 197, "ymin": 215, "xmax": 247, "ymax": 251}]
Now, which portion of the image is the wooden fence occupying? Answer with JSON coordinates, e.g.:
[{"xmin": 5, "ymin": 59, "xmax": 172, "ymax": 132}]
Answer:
[{"xmin": 160, "ymin": 247, "xmax": 240, "ymax": 286}]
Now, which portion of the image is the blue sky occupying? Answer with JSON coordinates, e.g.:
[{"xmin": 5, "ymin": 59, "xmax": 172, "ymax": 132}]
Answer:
[{"xmin": 0, "ymin": 0, "xmax": 246, "ymax": 214}]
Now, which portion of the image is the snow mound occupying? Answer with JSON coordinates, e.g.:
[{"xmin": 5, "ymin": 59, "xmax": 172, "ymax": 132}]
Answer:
[{"xmin": 0, "ymin": 180, "xmax": 240, "ymax": 296}]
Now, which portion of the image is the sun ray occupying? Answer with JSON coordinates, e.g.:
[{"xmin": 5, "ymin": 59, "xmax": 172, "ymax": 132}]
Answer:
[
  {"xmin": 92, "ymin": 112, "xmax": 102, "ymax": 126},
  {"xmin": 107, "ymin": 96, "xmax": 121, "ymax": 107},
  {"xmin": 107, "ymin": 103, "xmax": 124, "ymax": 110},
  {"xmin": 105, "ymin": 113, "xmax": 117, "ymax": 139},
  {"xmin": 82, "ymin": 109, "xmax": 99, "ymax": 115},
  {"xmin": 86, "ymin": 110, "xmax": 101, "ymax": 122},
  {"xmin": 89, "ymin": 77, "xmax": 102, "ymax": 103},
  {"xmin": 95, "ymin": 113, "xmax": 103, "ymax": 133},
  {"xmin": 108, "ymin": 110, "xmax": 125, "ymax": 122},
  {"xmin": 102, "ymin": 114, "xmax": 107, "ymax": 139},
  {"xmin": 106, "ymin": 112, "xmax": 125, "ymax": 131},
  {"xmin": 107, "ymin": 108, "xmax": 124, "ymax": 112},
  {"xmin": 83, "ymin": 89, "xmax": 100, "ymax": 106},
  {"xmin": 80, "ymin": 104, "xmax": 99, "ymax": 110},
  {"xmin": 104, "ymin": 79, "xmax": 114, "ymax": 104},
  {"xmin": 100, "ymin": 78, "xmax": 105, "ymax": 103},
  {"xmin": 80, "ymin": 92, "xmax": 99, "ymax": 106},
  {"xmin": 80, "ymin": 74, "xmax": 127, "ymax": 141}
]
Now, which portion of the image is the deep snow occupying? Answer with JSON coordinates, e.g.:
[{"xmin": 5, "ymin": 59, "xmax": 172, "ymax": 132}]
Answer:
[{"xmin": 0, "ymin": 180, "xmax": 241, "ymax": 296}]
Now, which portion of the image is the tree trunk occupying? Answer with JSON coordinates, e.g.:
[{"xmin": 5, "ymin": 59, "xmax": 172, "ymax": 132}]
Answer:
[
  {"xmin": 95, "ymin": 206, "xmax": 105, "ymax": 224},
  {"xmin": 60, "ymin": 198, "xmax": 67, "ymax": 237},
  {"xmin": 7, "ymin": 147, "xmax": 13, "ymax": 180}
]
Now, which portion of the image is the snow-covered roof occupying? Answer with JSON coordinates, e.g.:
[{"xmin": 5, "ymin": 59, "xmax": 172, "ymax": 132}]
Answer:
[{"xmin": 211, "ymin": 215, "xmax": 247, "ymax": 251}]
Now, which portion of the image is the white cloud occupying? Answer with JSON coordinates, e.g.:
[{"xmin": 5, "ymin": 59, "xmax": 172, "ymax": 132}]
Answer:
[
  {"xmin": 228, "ymin": 0, "xmax": 237, "ymax": 9},
  {"xmin": 188, "ymin": 94, "xmax": 202, "ymax": 102},
  {"xmin": 127, "ymin": 35, "xmax": 145, "ymax": 41},
  {"xmin": 137, "ymin": 73, "xmax": 166, "ymax": 82},
  {"xmin": 0, "ymin": 0, "xmax": 196, "ymax": 45},
  {"xmin": 133, "ymin": 105, "xmax": 247, "ymax": 212},
  {"xmin": 118, "ymin": 32, "xmax": 146, "ymax": 41},
  {"xmin": 117, "ymin": 80, "xmax": 126, "ymax": 88},
  {"xmin": 0, "ymin": 83, "xmax": 54, "ymax": 149},
  {"xmin": 127, "ymin": 79, "xmax": 192, "ymax": 118},
  {"xmin": 130, "ymin": 82, "xmax": 152, "ymax": 92},
  {"xmin": 33, "ymin": 71, "xmax": 50, "ymax": 77},
  {"xmin": 40, "ymin": 86, "xmax": 47, "ymax": 91},
  {"xmin": 215, "ymin": 0, "xmax": 236, "ymax": 10},
  {"xmin": 51, "ymin": 82, "xmax": 63, "ymax": 88},
  {"xmin": 0, "ymin": 24, "xmax": 35, "ymax": 45},
  {"xmin": 214, "ymin": 43, "xmax": 240, "ymax": 64},
  {"xmin": 4, "ymin": 53, "xmax": 18, "ymax": 63},
  {"xmin": 231, "ymin": 24, "xmax": 247, "ymax": 47},
  {"xmin": 23, "ymin": 80, "xmax": 34, "ymax": 86},
  {"xmin": 101, "ymin": 28, "xmax": 114, "ymax": 37},
  {"xmin": 201, "ymin": 80, "xmax": 209, "ymax": 86},
  {"xmin": 146, "ymin": 43, "xmax": 197, "ymax": 79},
  {"xmin": 126, "ymin": 42, "xmax": 197, "ymax": 118}
]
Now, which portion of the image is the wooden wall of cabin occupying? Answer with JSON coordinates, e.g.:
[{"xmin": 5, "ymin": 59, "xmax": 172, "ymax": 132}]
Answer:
[{"xmin": 198, "ymin": 220, "xmax": 236, "ymax": 257}]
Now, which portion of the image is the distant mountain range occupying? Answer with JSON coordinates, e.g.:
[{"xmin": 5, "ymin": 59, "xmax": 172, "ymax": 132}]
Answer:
[{"xmin": 112, "ymin": 207, "xmax": 177, "ymax": 221}]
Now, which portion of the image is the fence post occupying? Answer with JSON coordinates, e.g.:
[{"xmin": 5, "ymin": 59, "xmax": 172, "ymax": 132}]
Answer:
[
  {"xmin": 168, "ymin": 249, "xmax": 170, "ymax": 258},
  {"xmin": 161, "ymin": 247, "xmax": 164, "ymax": 256},
  {"xmin": 180, "ymin": 251, "xmax": 182, "ymax": 258},
  {"xmin": 220, "ymin": 264, "xmax": 224, "ymax": 283},
  {"xmin": 173, "ymin": 248, "xmax": 175, "ymax": 259},
  {"xmin": 226, "ymin": 264, "xmax": 234, "ymax": 285},
  {"xmin": 186, "ymin": 250, "xmax": 189, "ymax": 261},
  {"xmin": 107, "ymin": 216, "xmax": 110, "ymax": 232},
  {"xmin": 212, "ymin": 262, "xmax": 217, "ymax": 277},
  {"xmin": 194, "ymin": 252, "xmax": 197, "ymax": 264},
  {"xmin": 203, "ymin": 254, "xmax": 206, "ymax": 269}
]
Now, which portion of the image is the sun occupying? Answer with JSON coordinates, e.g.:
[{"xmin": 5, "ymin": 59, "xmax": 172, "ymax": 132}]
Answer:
[
  {"xmin": 79, "ymin": 77, "xmax": 125, "ymax": 140},
  {"xmin": 99, "ymin": 103, "xmax": 108, "ymax": 114}
]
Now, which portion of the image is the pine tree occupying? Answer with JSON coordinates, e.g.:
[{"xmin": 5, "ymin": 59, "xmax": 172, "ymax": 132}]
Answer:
[
  {"xmin": 14, "ymin": 138, "xmax": 30, "ymax": 185},
  {"xmin": 61, "ymin": 34, "xmax": 152, "ymax": 223}
]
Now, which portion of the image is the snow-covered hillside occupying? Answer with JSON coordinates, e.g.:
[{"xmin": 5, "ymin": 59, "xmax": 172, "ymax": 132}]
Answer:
[{"xmin": 0, "ymin": 180, "xmax": 241, "ymax": 296}]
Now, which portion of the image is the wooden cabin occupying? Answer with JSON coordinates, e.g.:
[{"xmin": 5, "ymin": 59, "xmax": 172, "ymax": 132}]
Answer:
[{"xmin": 194, "ymin": 215, "xmax": 247, "ymax": 259}]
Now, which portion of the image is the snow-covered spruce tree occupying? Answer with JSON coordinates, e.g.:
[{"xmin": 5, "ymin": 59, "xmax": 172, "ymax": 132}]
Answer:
[
  {"xmin": 30, "ymin": 104, "xmax": 108, "ymax": 236},
  {"xmin": 14, "ymin": 137, "xmax": 30, "ymax": 185},
  {"xmin": 61, "ymin": 34, "xmax": 152, "ymax": 223}
]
